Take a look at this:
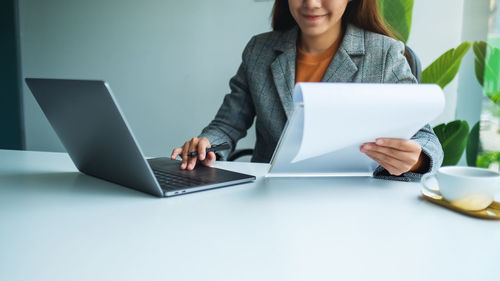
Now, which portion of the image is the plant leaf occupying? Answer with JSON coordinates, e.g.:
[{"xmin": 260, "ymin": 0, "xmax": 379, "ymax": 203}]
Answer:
[
  {"xmin": 433, "ymin": 120, "xmax": 470, "ymax": 166},
  {"xmin": 487, "ymin": 91, "xmax": 500, "ymax": 105},
  {"xmin": 466, "ymin": 121, "xmax": 480, "ymax": 167},
  {"xmin": 421, "ymin": 41, "xmax": 472, "ymax": 89},
  {"xmin": 473, "ymin": 41, "xmax": 487, "ymax": 86},
  {"xmin": 481, "ymin": 42, "xmax": 500, "ymax": 105},
  {"xmin": 377, "ymin": 0, "xmax": 414, "ymax": 43},
  {"xmin": 476, "ymin": 152, "xmax": 500, "ymax": 168}
]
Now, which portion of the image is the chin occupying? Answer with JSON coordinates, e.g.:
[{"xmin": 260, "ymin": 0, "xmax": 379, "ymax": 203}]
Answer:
[{"xmin": 299, "ymin": 26, "xmax": 330, "ymax": 37}]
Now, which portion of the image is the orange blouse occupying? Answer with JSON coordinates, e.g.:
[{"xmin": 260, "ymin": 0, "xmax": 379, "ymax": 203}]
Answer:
[{"xmin": 295, "ymin": 42, "xmax": 338, "ymax": 83}]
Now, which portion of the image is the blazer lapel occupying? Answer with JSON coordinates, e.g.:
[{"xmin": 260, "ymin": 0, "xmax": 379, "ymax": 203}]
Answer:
[
  {"xmin": 321, "ymin": 48, "xmax": 358, "ymax": 82},
  {"xmin": 271, "ymin": 27, "xmax": 299, "ymax": 119},
  {"xmin": 322, "ymin": 24, "xmax": 365, "ymax": 83},
  {"xmin": 270, "ymin": 24, "xmax": 365, "ymax": 117}
]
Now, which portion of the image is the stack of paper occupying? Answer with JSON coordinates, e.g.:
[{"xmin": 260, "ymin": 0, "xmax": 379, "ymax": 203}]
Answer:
[{"xmin": 267, "ymin": 83, "xmax": 445, "ymax": 177}]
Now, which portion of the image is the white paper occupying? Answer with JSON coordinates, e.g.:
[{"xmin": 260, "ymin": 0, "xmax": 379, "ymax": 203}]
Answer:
[{"xmin": 267, "ymin": 83, "xmax": 445, "ymax": 177}]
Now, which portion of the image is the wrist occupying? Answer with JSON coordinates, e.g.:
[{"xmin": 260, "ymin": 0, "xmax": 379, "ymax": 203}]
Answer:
[{"xmin": 410, "ymin": 152, "xmax": 430, "ymax": 173}]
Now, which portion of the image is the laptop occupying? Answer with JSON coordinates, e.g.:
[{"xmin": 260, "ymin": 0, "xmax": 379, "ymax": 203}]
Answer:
[{"xmin": 25, "ymin": 78, "xmax": 255, "ymax": 197}]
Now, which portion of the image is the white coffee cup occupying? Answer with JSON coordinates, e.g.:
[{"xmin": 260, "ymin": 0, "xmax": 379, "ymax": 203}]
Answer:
[{"xmin": 421, "ymin": 166, "xmax": 500, "ymax": 211}]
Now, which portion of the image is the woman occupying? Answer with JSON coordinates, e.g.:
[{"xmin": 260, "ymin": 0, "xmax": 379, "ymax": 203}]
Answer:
[{"xmin": 171, "ymin": 0, "xmax": 443, "ymax": 181}]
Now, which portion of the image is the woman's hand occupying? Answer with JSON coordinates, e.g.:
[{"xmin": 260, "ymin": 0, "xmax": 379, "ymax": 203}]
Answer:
[
  {"xmin": 171, "ymin": 137, "xmax": 216, "ymax": 170},
  {"xmin": 360, "ymin": 138, "xmax": 424, "ymax": 176}
]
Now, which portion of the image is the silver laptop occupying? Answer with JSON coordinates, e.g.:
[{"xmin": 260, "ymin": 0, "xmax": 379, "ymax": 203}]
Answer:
[{"xmin": 25, "ymin": 78, "xmax": 255, "ymax": 197}]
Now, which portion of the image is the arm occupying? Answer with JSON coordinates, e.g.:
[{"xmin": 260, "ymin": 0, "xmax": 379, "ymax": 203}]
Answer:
[
  {"xmin": 197, "ymin": 36, "xmax": 258, "ymax": 160},
  {"xmin": 369, "ymin": 40, "xmax": 444, "ymax": 182},
  {"xmin": 171, "ymin": 37, "xmax": 258, "ymax": 169}
]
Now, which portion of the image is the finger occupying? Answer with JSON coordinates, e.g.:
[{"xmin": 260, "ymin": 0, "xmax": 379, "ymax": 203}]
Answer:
[
  {"xmin": 365, "ymin": 150, "xmax": 405, "ymax": 176},
  {"xmin": 375, "ymin": 138, "xmax": 421, "ymax": 152},
  {"xmin": 187, "ymin": 138, "xmax": 200, "ymax": 170},
  {"xmin": 382, "ymin": 162, "xmax": 405, "ymax": 176},
  {"xmin": 197, "ymin": 138, "xmax": 211, "ymax": 161},
  {"xmin": 363, "ymin": 150, "xmax": 412, "ymax": 175},
  {"xmin": 364, "ymin": 149, "xmax": 410, "ymax": 171},
  {"xmin": 201, "ymin": 152, "xmax": 216, "ymax": 166},
  {"xmin": 171, "ymin": 147, "xmax": 183, "ymax": 160},
  {"xmin": 361, "ymin": 143, "xmax": 419, "ymax": 167},
  {"xmin": 180, "ymin": 141, "xmax": 191, "ymax": 170}
]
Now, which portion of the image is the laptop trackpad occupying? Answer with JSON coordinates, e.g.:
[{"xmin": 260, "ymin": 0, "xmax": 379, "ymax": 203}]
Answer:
[{"xmin": 147, "ymin": 157, "xmax": 254, "ymax": 185}]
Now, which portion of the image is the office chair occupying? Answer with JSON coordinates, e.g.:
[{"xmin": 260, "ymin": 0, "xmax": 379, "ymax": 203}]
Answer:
[
  {"xmin": 403, "ymin": 45, "xmax": 422, "ymax": 82},
  {"xmin": 227, "ymin": 45, "xmax": 423, "ymax": 162}
]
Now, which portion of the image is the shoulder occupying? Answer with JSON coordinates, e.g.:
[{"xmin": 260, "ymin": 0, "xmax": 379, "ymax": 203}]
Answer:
[
  {"xmin": 343, "ymin": 24, "xmax": 415, "ymax": 83},
  {"xmin": 364, "ymin": 31, "xmax": 415, "ymax": 83},
  {"xmin": 360, "ymin": 26, "xmax": 405, "ymax": 57},
  {"xmin": 239, "ymin": 28, "xmax": 297, "ymax": 71},
  {"xmin": 242, "ymin": 29, "xmax": 293, "ymax": 57},
  {"xmin": 342, "ymin": 24, "xmax": 406, "ymax": 62},
  {"xmin": 251, "ymin": 30, "xmax": 285, "ymax": 46}
]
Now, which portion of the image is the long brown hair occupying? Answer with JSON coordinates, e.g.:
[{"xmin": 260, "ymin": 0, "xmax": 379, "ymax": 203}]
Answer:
[{"xmin": 271, "ymin": 0, "xmax": 395, "ymax": 39}]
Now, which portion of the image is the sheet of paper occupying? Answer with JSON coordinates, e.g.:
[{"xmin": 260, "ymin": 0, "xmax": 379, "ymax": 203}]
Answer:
[
  {"xmin": 292, "ymin": 83, "xmax": 445, "ymax": 163},
  {"xmin": 267, "ymin": 83, "xmax": 445, "ymax": 177}
]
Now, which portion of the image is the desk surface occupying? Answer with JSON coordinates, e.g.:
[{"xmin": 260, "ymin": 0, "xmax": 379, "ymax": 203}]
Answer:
[{"xmin": 0, "ymin": 149, "xmax": 499, "ymax": 281}]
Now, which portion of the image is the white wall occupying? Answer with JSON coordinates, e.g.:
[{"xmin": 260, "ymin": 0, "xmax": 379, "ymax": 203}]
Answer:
[
  {"xmin": 19, "ymin": 0, "xmax": 272, "ymax": 156},
  {"xmin": 455, "ymin": 0, "xmax": 490, "ymax": 126},
  {"xmin": 20, "ymin": 0, "xmax": 484, "ymax": 156}
]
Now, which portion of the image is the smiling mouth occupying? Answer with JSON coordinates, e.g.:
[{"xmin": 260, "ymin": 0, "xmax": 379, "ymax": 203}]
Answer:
[{"xmin": 303, "ymin": 14, "xmax": 327, "ymax": 21}]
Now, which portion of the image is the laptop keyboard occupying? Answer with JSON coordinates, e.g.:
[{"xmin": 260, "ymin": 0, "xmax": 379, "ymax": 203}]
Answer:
[{"xmin": 152, "ymin": 169, "xmax": 208, "ymax": 190}]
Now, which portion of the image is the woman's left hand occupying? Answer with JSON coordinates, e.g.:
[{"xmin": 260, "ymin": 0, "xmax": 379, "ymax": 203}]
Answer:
[{"xmin": 360, "ymin": 138, "xmax": 423, "ymax": 176}]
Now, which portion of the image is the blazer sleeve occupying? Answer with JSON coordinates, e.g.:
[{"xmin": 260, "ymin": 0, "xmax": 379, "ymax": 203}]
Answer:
[
  {"xmin": 197, "ymin": 37, "xmax": 258, "ymax": 160},
  {"xmin": 372, "ymin": 40, "xmax": 444, "ymax": 182}
]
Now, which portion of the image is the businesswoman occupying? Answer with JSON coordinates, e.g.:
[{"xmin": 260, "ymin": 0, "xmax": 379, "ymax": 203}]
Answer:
[{"xmin": 171, "ymin": 0, "xmax": 444, "ymax": 181}]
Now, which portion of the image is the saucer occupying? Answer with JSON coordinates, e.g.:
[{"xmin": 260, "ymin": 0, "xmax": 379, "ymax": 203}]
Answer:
[{"xmin": 421, "ymin": 187, "xmax": 500, "ymax": 220}]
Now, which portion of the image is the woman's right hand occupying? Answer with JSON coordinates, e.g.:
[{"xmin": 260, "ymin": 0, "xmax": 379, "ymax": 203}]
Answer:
[{"xmin": 171, "ymin": 137, "xmax": 216, "ymax": 170}]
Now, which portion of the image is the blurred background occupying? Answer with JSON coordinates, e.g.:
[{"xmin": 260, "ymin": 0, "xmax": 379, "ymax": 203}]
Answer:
[{"xmin": 1, "ymin": 0, "xmax": 495, "ymax": 164}]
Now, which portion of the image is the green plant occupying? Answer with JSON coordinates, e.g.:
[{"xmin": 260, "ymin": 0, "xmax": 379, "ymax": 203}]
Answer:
[
  {"xmin": 422, "ymin": 43, "xmax": 473, "ymax": 166},
  {"xmin": 433, "ymin": 120, "xmax": 470, "ymax": 166},
  {"xmin": 421, "ymin": 42, "xmax": 472, "ymax": 88},
  {"xmin": 470, "ymin": 41, "xmax": 500, "ymax": 168},
  {"xmin": 377, "ymin": 0, "xmax": 413, "ymax": 43},
  {"xmin": 474, "ymin": 41, "xmax": 500, "ymax": 104},
  {"xmin": 466, "ymin": 120, "xmax": 480, "ymax": 166},
  {"xmin": 477, "ymin": 152, "xmax": 500, "ymax": 168},
  {"xmin": 473, "ymin": 41, "xmax": 487, "ymax": 86}
]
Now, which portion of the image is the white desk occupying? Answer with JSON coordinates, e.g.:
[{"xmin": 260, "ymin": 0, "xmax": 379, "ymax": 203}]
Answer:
[{"xmin": 0, "ymin": 149, "xmax": 498, "ymax": 281}]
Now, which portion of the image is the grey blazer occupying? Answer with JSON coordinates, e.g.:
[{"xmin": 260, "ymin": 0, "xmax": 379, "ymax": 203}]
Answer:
[{"xmin": 199, "ymin": 24, "xmax": 443, "ymax": 181}]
